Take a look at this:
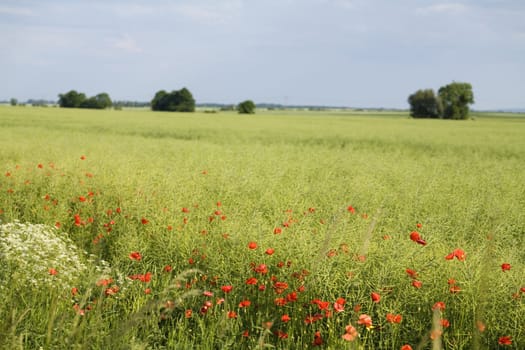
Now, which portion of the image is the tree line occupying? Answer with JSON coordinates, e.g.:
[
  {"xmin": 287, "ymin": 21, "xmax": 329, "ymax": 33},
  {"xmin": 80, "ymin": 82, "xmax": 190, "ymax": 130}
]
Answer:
[
  {"xmin": 56, "ymin": 88, "xmax": 256, "ymax": 114},
  {"xmin": 408, "ymin": 82, "xmax": 474, "ymax": 120},
  {"xmin": 58, "ymin": 90, "xmax": 113, "ymax": 109}
]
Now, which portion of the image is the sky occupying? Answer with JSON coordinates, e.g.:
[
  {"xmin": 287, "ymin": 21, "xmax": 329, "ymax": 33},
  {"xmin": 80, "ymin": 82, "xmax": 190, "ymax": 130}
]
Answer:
[{"xmin": 1, "ymin": 0, "xmax": 524, "ymax": 110}]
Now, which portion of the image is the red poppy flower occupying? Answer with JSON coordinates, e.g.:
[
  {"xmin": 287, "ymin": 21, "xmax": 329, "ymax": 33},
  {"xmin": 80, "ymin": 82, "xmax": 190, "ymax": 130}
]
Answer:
[
  {"xmin": 347, "ymin": 205, "xmax": 355, "ymax": 214},
  {"xmin": 453, "ymin": 248, "xmax": 466, "ymax": 261},
  {"xmin": 440, "ymin": 319, "xmax": 450, "ymax": 328},
  {"xmin": 96, "ymin": 278, "xmax": 113, "ymax": 286},
  {"xmin": 274, "ymin": 298, "xmax": 287, "ymax": 306},
  {"xmin": 450, "ymin": 285, "xmax": 461, "ymax": 294},
  {"xmin": 221, "ymin": 285, "xmax": 233, "ymax": 293},
  {"xmin": 416, "ymin": 223, "xmax": 422, "ymax": 228},
  {"xmin": 357, "ymin": 314, "xmax": 373, "ymax": 328},
  {"xmin": 74, "ymin": 214, "xmax": 82, "ymax": 226},
  {"xmin": 129, "ymin": 251, "xmax": 142, "ymax": 261},
  {"xmin": 498, "ymin": 336, "xmax": 512, "ymax": 345},
  {"xmin": 185, "ymin": 309, "xmax": 192, "ymax": 318},
  {"xmin": 71, "ymin": 287, "xmax": 79, "ymax": 296},
  {"xmin": 104, "ymin": 285, "xmax": 119, "ymax": 296},
  {"xmin": 246, "ymin": 277, "xmax": 258, "ymax": 285},
  {"xmin": 248, "ymin": 242, "xmax": 257, "ymax": 250},
  {"xmin": 371, "ymin": 292, "xmax": 381, "ymax": 303},
  {"xmin": 274, "ymin": 281, "xmax": 288, "ymax": 291},
  {"xmin": 163, "ymin": 265, "xmax": 172, "ymax": 272},
  {"xmin": 432, "ymin": 301, "xmax": 446, "ymax": 311},
  {"xmin": 341, "ymin": 324, "xmax": 358, "ymax": 341},
  {"xmin": 275, "ymin": 330, "xmax": 288, "ymax": 339},
  {"xmin": 312, "ymin": 299, "xmax": 330, "ymax": 310},
  {"xmin": 409, "ymin": 231, "xmax": 421, "ymax": 241},
  {"xmin": 445, "ymin": 252, "xmax": 455, "ymax": 260},
  {"xmin": 78, "ymin": 196, "xmax": 87, "ymax": 202},
  {"xmin": 273, "ymin": 227, "xmax": 282, "ymax": 234},
  {"xmin": 286, "ymin": 292, "xmax": 297, "ymax": 302},
  {"xmin": 48, "ymin": 268, "xmax": 58, "ymax": 276},
  {"xmin": 254, "ymin": 264, "xmax": 268, "ymax": 274},
  {"xmin": 265, "ymin": 248, "xmax": 275, "ymax": 255},
  {"xmin": 501, "ymin": 263, "xmax": 511, "ymax": 271},
  {"xmin": 141, "ymin": 217, "xmax": 149, "ymax": 225},
  {"xmin": 386, "ymin": 313, "xmax": 402, "ymax": 324},
  {"xmin": 144, "ymin": 288, "xmax": 151, "ymax": 294},
  {"xmin": 239, "ymin": 299, "xmax": 251, "ymax": 308},
  {"xmin": 334, "ymin": 298, "xmax": 345, "ymax": 312},
  {"xmin": 476, "ymin": 320, "xmax": 486, "ymax": 332},
  {"xmin": 412, "ymin": 280, "xmax": 422, "ymax": 289},
  {"xmin": 401, "ymin": 345, "xmax": 413, "ymax": 350},
  {"xmin": 406, "ymin": 268, "xmax": 418, "ymax": 279},
  {"xmin": 312, "ymin": 331, "xmax": 323, "ymax": 346},
  {"xmin": 281, "ymin": 314, "xmax": 291, "ymax": 322},
  {"xmin": 227, "ymin": 311, "xmax": 237, "ymax": 319}
]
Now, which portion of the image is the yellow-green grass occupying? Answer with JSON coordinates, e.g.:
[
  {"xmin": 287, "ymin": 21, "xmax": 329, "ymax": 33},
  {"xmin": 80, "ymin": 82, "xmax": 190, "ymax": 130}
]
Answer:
[{"xmin": 1, "ymin": 106, "xmax": 524, "ymax": 349}]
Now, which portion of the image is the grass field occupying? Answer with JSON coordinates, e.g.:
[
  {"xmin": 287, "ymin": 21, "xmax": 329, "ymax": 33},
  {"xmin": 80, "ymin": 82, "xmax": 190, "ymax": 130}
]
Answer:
[{"xmin": 1, "ymin": 106, "xmax": 524, "ymax": 349}]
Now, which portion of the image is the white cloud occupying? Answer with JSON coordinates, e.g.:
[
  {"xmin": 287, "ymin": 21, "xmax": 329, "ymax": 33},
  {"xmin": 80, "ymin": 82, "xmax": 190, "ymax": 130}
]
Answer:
[
  {"xmin": 416, "ymin": 3, "xmax": 468, "ymax": 15},
  {"xmin": 113, "ymin": 34, "xmax": 142, "ymax": 53},
  {"xmin": 0, "ymin": 5, "xmax": 35, "ymax": 16}
]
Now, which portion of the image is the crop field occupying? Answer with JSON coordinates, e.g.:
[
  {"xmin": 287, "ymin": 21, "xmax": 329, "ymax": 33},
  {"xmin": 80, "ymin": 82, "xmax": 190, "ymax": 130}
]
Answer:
[{"xmin": 0, "ymin": 106, "xmax": 524, "ymax": 349}]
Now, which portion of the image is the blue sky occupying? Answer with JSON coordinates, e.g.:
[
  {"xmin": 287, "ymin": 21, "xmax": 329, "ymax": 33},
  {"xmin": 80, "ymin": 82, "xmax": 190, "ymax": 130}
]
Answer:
[{"xmin": 1, "ymin": 0, "xmax": 524, "ymax": 109}]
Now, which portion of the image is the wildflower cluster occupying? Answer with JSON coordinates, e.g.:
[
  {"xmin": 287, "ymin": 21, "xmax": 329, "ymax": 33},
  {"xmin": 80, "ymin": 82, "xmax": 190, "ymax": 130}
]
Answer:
[{"xmin": 0, "ymin": 220, "xmax": 112, "ymax": 293}]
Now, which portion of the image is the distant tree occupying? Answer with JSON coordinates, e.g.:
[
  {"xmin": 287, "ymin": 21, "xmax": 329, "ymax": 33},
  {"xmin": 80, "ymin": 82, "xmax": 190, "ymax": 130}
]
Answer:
[
  {"xmin": 237, "ymin": 100, "xmax": 256, "ymax": 114},
  {"xmin": 58, "ymin": 90, "xmax": 112, "ymax": 109},
  {"xmin": 58, "ymin": 90, "xmax": 87, "ymax": 108},
  {"xmin": 151, "ymin": 90, "xmax": 168, "ymax": 111},
  {"xmin": 175, "ymin": 88, "xmax": 196, "ymax": 112},
  {"xmin": 94, "ymin": 93, "xmax": 112, "ymax": 109},
  {"xmin": 10, "ymin": 98, "xmax": 17, "ymax": 106},
  {"xmin": 408, "ymin": 89, "xmax": 442, "ymax": 118},
  {"xmin": 151, "ymin": 88, "xmax": 195, "ymax": 112},
  {"xmin": 438, "ymin": 82, "xmax": 474, "ymax": 120}
]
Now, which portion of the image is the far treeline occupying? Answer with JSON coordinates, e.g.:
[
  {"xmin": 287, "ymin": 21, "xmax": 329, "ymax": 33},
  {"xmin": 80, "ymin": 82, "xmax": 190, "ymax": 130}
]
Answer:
[
  {"xmin": 408, "ymin": 82, "xmax": 474, "ymax": 120},
  {"xmin": 57, "ymin": 88, "xmax": 257, "ymax": 114}
]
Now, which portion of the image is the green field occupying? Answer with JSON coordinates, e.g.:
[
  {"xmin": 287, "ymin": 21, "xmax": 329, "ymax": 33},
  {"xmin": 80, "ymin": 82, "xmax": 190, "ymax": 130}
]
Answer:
[{"xmin": 1, "ymin": 106, "xmax": 524, "ymax": 349}]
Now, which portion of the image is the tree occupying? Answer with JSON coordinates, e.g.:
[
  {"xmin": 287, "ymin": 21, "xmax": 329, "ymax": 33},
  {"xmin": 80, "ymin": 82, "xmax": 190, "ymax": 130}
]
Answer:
[
  {"xmin": 10, "ymin": 98, "xmax": 17, "ymax": 106},
  {"xmin": 94, "ymin": 93, "xmax": 112, "ymax": 109},
  {"xmin": 175, "ymin": 88, "xmax": 196, "ymax": 112},
  {"xmin": 151, "ymin": 90, "xmax": 168, "ymax": 111},
  {"xmin": 151, "ymin": 88, "xmax": 195, "ymax": 112},
  {"xmin": 58, "ymin": 90, "xmax": 112, "ymax": 109},
  {"xmin": 58, "ymin": 90, "xmax": 86, "ymax": 108},
  {"xmin": 408, "ymin": 89, "xmax": 442, "ymax": 118},
  {"xmin": 237, "ymin": 100, "xmax": 256, "ymax": 114},
  {"xmin": 438, "ymin": 82, "xmax": 474, "ymax": 120}
]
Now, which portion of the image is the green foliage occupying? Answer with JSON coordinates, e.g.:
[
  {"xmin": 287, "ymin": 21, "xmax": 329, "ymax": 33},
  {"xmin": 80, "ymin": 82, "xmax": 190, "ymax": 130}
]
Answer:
[
  {"xmin": 9, "ymin": 98, "xmax": 17, "ymax": 106},
  {"xmin": 438, "ymin": 82, "xmax": 475, "ymax": 120},
  {"xmin": 58, "ymin": 90, "xmax": 112, "ymax": 109},
  {"xmin": 58, "ymin": 90, "xmax": 87, "ymax": 108},
  {"xmin": 408, "ymin": 82, "xmax": 475, "ymax": 120},
  {"xmin": 0, "ymin": 107, "xmax": 524, "ymax": 349},
  {"xmin": 408, "ymin": 89, "xmax": 443, "ymax": 118},
  {"xmin": 237, "ymin": 100, "xmax": 256, "ymax": 114},
  {"xmin": 151, "ymin": 88, "xmax": 196, "ymax": 112}
]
